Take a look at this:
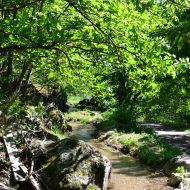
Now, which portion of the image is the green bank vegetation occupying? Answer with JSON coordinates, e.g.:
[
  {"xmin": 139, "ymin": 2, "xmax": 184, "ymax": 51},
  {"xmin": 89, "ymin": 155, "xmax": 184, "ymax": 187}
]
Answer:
[{"xmin": 99, "ymin": 130, "xmax": 181, "ymax": 167}]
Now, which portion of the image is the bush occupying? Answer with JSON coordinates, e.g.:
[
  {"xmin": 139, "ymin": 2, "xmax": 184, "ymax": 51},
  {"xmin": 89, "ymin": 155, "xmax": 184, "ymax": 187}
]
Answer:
[{"xmin": 97, "ymin": 106, "xmax": 154, "ymax": 134}]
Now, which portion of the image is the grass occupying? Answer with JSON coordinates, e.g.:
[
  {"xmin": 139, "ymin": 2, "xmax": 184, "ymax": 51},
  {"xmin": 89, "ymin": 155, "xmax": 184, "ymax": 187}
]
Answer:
[
  {"xmin": 65, "ymin": 110, "xmax": 102, "ymax": 124},
  {"xmin": 185, "ymin": 129, "xmax": 190, "ymax": 133},
  {"xmin": 99, "ymin": 130, "xmax": 181, "ymax": 167},
  {"xmin": 44, "ymin": 127, "xmax": 65, "ymax": 140},
  {"xmin": 67, "ymin": 95, "xmax": 84, "ymax": 106}
]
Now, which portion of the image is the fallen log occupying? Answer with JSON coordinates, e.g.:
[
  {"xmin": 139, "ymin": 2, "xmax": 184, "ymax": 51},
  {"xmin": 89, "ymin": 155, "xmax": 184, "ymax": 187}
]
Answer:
[
  {"xmin": 3, "ymin": 133, "xmax": 26, "ymax": 182},
  {"xmin": 0, "ymin": 183, "xmax": 13, "ymax": 190},
  {"xmin": 20, "ymin": 166, "xmax": 45, "ymax": 190},
  {"xmin": 3, "ymin": 132, "xmax": 45, "ymax": 190}
]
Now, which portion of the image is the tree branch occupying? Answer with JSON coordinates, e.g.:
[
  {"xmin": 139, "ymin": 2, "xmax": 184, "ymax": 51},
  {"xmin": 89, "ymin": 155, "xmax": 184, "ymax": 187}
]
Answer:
[
  {"xmin": 0, "ymin": 42, "xmax": 57, "ymax": 52},
  {"xmin": 52, "ymin": 47, "xmax": 74, "ymax": 69},
  {"xmin": 66, "ymin": 44, "xmax": 109, "ymax": 54}
]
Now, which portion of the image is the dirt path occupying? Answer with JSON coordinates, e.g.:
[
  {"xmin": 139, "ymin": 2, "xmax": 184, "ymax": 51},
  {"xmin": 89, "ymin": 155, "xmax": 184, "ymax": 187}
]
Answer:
[
  {"xmin": 68, "ymin": 121, "xmax": 173, "ymax": 190},
  {"xmin": 140, "ymin": 122, "xmax": 190, "ymax": 156},
  {"xmin": 93, "ymin": 141, "xmax": 173, "ymax": 190}
]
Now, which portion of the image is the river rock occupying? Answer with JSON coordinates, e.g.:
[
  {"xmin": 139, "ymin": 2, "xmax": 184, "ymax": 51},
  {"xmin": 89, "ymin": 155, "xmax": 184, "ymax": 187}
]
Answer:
[
  {"xmin": 35, "ymin": 138, "xmax": 111, "ymax": 190},
  {"xmin": 167, "ymin": 173, "xmax": 183, "ymax": 187},
  {"xmin": 183, "ymin": 177, "xmax": 190, "ymax": 190},
  {"xmin": 164, "ymin": 154, "xmax": 190, "ymax": 176}
]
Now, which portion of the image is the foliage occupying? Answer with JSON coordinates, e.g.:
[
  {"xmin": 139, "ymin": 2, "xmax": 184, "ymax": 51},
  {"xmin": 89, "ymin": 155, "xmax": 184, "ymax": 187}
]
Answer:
[
  {"xmin": 67, "ymin": 95, "xmax": 84, "ymax": 106},
  {"xmin": 1, "ymin": 0, "xmax": 190, "ymax": 130},
  {"xmin": 97, "ymin": 107, "xmax": 155, "ymax": 134},
  {"xmin": 176, "ymin": 166, "xmax": 186, "ymax": 177},
  {"xmin": 6, "ymin": 98, "xmax": 21, "ymax": 116},
  {"xmin": 138, "ymin": 58, "xmax": 190, "ymax": 128},
  {"xmin": 111, "ymin": 106, "xmax": 137, "ymax": 126},
  {"xmin": 87, "ymin": 184, "xmax": 100, "ymax": 190},
  {"xmin": 50, "ymin": 127, "xmax": 65, "ymax": 140}
]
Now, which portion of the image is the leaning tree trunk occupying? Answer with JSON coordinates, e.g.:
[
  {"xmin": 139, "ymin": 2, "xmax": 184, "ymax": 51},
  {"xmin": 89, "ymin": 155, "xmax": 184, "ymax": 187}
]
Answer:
[
  {"xmin": 14, "ymin": 62, "xmax": 29, "ymax": 93},
  {"xmin": 22, "ymin": 65, "xmax": 33, "ymax": 94},
  {"xmin": 6, "ymin": 51, "xmax": 13, "ymax": 77}
]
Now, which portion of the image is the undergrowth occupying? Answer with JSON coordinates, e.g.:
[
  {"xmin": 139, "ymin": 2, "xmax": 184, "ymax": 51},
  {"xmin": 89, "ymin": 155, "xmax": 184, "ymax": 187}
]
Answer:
[
  {"xmin": 97, "ymin": 107, "xmax": 154, "ymax": 134},
  {"xmin": 100, "ymin": 131, "xmax": 181, "ymax": 167},
  {"xmin": 49, "ymin": 127, "xmax": 65, "ymax": 140}
]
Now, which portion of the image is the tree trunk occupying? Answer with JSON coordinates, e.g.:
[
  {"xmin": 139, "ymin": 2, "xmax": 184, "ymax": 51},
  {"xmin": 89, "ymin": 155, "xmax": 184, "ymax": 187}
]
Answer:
[
  {"xmin": 130, "ymin": 91, "xmax": 141, "ymax": 113},
  {"xmin": 25, "ymin": 66, "xmax": 33, "ymax": 85},
  {"xmin": 15, "ymin": 62, "xmax": 29, "ymax": 93},
  {"xmin": 22, "ymin": 66, "xmax": 33, "ymax": 93},
  {"xmin": 0, "ymin": 62, "xmax": 6, "ymax": 73},
  {"xmin": 1, "ymin": 0, "xmax": 4, "ymax": 20},
  {"xmin": 6, "ymin": 51, "xmax": 13, "ymax": 76}
]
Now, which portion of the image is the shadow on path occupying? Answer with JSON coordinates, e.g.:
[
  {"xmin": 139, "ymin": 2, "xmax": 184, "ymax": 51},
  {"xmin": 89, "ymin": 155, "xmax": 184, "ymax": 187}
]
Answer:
[{"xmin": 139, "ymin": 121, "xmax": 190, "ymax": 156}]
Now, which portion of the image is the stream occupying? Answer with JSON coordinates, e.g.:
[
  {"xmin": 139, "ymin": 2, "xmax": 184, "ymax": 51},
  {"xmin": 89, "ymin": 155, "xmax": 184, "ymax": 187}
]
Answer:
[{"xmin": 67, "ymin": 121, "xmax": 173, "ymax": 190}]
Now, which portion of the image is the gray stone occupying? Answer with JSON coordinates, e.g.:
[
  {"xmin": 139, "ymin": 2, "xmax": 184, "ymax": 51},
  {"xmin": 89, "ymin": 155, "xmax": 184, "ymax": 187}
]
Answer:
[
  {"xmin": 164, "ymin": 156, "xmax": 187, "ymax": 176},
  {"xmin": 167, "ymin": 173, "xmax": 183, "ymax": 187},
  {"xmin": 34, "ymin": 138, "xmax": 111, "ymax": 190},
  {"xmin": 182, "ymin": 177, "xmax": 190, "ymax": 190},
  {"xmin": 177, "ymin": 154, "xmax": 190, "ymax": 170}
]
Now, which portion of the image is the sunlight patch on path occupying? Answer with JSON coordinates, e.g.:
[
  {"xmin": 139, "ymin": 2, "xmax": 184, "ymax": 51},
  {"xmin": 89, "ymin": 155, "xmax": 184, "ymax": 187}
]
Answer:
[{"xmin": 156, "ymin": 131, "xmax": 188, "ymax": 136}]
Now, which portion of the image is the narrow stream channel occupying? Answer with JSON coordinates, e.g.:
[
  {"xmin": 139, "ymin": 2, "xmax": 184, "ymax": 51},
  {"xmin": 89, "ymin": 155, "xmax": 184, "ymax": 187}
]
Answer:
[{"xmin": 67, "ymin": 121, "xmax": 173, "ymax": 190}]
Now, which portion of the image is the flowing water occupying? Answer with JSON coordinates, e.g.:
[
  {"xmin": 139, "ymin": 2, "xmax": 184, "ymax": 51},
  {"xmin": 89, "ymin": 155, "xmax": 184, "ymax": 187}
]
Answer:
[{"xmin": 67, "ymin": 121, "xmax": 174, "ymax": 190}]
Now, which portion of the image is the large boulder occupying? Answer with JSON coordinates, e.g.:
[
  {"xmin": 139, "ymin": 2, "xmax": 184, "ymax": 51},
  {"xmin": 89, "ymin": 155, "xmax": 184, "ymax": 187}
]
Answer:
[
  {"xmin": 167, "ymin": 173, "xmax": 183, "ymax": 187},
  {"xmin": 34, "ymin": 138, "xmax": 111, "ymax": 190}
]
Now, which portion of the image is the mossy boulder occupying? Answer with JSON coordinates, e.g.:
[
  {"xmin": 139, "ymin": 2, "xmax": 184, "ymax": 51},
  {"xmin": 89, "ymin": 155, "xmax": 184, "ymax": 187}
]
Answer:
[{"xmin": 35, "ymin": 138, "xmax": 111, "ymax": 190}]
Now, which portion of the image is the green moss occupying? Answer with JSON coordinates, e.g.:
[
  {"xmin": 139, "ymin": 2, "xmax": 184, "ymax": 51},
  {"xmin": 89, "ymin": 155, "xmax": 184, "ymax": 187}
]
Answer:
[
  {"xmin": 42, "ymin": 155, "xmax": 57, "ymax": 169},
  {"xmin": 87, "ymin": 184, "xmax": 101, "ymax": 190},
  {"xmin": 49, "ymin": 110, "xmax": 58, "ymax": 120}
]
